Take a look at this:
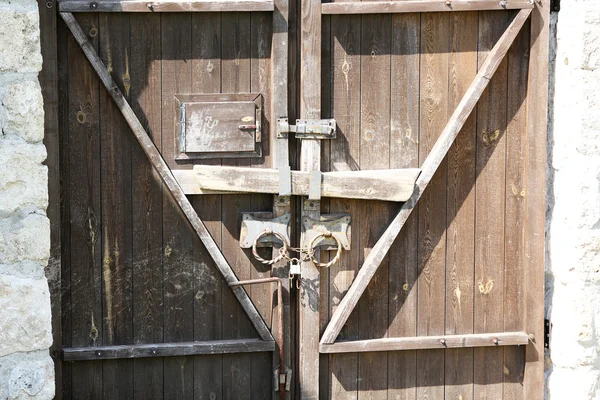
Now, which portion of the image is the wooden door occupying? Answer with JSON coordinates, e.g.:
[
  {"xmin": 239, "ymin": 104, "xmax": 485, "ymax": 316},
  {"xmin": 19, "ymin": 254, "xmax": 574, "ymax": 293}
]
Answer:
[
  {"xmin": 51, "ymin": 1, "xmax": 292, "ymax": 398},
  {"xmin": 40, "ymin": 0, "xmax": 548, "ymax": 398},
  {"xmin": 297, "ymin": 0, "xmax": 548, "ymax": 399}
]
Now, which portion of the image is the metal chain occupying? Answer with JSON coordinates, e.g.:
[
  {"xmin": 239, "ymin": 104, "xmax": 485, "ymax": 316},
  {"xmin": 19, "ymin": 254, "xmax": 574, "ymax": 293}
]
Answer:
[{"xmin": 251, "ymin": 229, "xmax": 343, "ymax": 270}]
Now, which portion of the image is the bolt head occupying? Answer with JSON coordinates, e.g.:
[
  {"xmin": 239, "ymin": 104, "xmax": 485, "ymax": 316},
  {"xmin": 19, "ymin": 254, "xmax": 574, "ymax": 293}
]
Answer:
[{"xmin": 90, "ymin": 2, "xmax": 98, "ymax": 9}]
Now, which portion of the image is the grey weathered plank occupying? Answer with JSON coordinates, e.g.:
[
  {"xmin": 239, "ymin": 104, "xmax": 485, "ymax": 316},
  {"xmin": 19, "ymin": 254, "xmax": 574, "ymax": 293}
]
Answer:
[
  {"xmin": 186, "ymin": 165, "xmax": 419, "ymax": 201},
  {"xmin": 63, "ymin": 339, "xmax": 276, "ymax": 361},
  {"xmin": 59, "ymin": 0, "xmax": 274, "ymax": 12},
  {"xmin": 321, "ymin": 0, "xmax": 533, "ymax": 14},
  {"xmin": 299, "ymin": 0, "xmax": 322, "ymax": 394},
  {"xmin": 320, "ymin": 8, "xmax": 533, "ymax": 345},
  {"xmin": 387, "ymin": 11, "xmax": 420, "ymax": 400},
  {"xmin": 319, "ymin": 332, "xmax": 530, "ymax": 354},
  {"xmin": 60, "ymin": 11, "xmax": 274, "ymax": 343},
  {"xmin": 444, "ymin": 10, "xmax": 478, "ymax": 400}
]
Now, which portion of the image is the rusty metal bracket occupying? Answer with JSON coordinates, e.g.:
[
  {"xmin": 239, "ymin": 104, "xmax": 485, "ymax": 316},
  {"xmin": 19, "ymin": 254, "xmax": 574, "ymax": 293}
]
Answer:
[
  {"xmin": 240, "ymin": 212, "xmax": 291, "ymax": 249},
  {"xmin": 302, "ymin": 213, "xmax": 351, "ymax": 251},
  {"xmin": 276, "ymin": 118, "xmax": 336, "ymax": 139}
]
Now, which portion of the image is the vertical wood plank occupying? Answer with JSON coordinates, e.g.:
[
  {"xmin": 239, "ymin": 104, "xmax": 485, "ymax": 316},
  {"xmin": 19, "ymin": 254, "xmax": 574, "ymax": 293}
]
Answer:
[
  {"xmin": 473, "ymin": 10, "xmax": 510, "ymax": 399},
  {"xmin": 99, "ymin": 13, "xmax": 134, "ymax": 400},
  {"xmin": 191, "ymin": 12, "xmax": 224, "ymax": 400},
  {"xmin": 503, "ymin": 17, "xmax": 530, "ymax": 400},
  {"xmin": 416, "ymin": 12, "xmax": 450, "ymax": 399},
  {"xmin": 357, "ymin": 12, "xmax": 391, "ymax": 399},
  {"xmin": 523, "ymin": 1, "xmax": 549, "ymax": 398},
  {"xmin": 328, "ymin": 12, "xmax": 360, "ymax": 400},
  {"xmin": 250, "ymin": 11, "xmax": 275, "ymax": 398},
  {"xmin": 444, "ymin": 11, "xmax": 477, "ymax": 400},
  {"xmin": 37, "ymin": 0, "xmax": 62, "ymax": 395},
  {"xmin": 388, "ymin": 11, "xmax": 420, "ymax": 400},
  {"xmin": 130, "ymin": 13, "xmax": 164, "ymax": 400},
  {"xmin": 66, "ymin": 13, "xmax": 103, "ymax": 399},
  {"xmin": 524, "ymin": 0, "xmax": 550, "ymax": 400},
  {"xmin": 161, "ymin": 13, "xmax": 195, "ymax": 399},
  {"xmin": 220, "ymin": 12, "xmax": 254, "ymax": 400},
  {"xmin": 299, "ymin": 0, "xmax": 322, "ymax": 393},
  {"xmin": 57, "ymin": 13, "xmax": 71, "ymax": 399}
]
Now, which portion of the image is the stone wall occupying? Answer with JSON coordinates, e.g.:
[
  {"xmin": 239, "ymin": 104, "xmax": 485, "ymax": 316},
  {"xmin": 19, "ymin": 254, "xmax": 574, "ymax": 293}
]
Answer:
[
  {"xmin": 546, "ymin": 0, "xmax": 600, "ymax": 399},
  {"xmin": 0, "ymin": 0, "xmax": 54, "ymax": 398}
]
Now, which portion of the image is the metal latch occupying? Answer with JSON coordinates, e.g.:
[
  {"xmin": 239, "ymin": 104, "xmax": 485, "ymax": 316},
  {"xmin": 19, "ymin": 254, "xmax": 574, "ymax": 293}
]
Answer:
[
  {"xmin": 277, "ymin": 118, "xmax": 336, "ymax": 139},
  {"xmin": 273, "ymin": 366, "xmax": 292, "ymax": 392}
]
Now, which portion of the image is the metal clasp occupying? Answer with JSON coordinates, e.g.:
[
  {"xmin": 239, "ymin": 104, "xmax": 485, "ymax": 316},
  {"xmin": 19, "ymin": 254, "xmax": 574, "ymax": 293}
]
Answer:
[{"xmin": 277, "ymin": 118, "xmax": 336, "ymax": 139}]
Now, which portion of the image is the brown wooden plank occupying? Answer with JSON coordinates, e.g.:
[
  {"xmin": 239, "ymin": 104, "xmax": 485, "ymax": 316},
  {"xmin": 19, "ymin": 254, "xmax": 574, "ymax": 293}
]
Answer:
[
  {"xmin": 129, "ymin": 12, "xmax": 164, "ymax": 400},
  {"xmin": 321, "ymin": 0, "xmax": 533, "ymax": 14},
  {"xmin": 249, "ymin": 11, "xmax": 275, "ymax": 399},
  {"xmin": 65, "ymin": 12, "xmax": 103, "ymax": 399},
  {"xmin": 220, "ymin": 12, "xmax": 255, "ymax": 400},
  {"xmin": 328, "ymin": 11, "xmax": 361, "ymax": 400},
  {"xmin": 387, "ymin": 11, "xmax": 420, "ymax": 400},
  {"xmin": 187, "ymin": 166, "xmax": 419, "ymax": 201},
  {"xmin": 190, "ymin": 11, "xmax": 224, "ymax": 400},
  {"xmin": 356, "ymin": 12, "xmax": 391, "ymax": 399},
  {"xmin": 299, "ymin": 0, "xmax": 322, "ymax": 393},
  {"xmin": 160, "ymin": 13, "xmax": 195, "ymax": 399},
  {"xmin": 63, "ymin": 339, "xmax": 276, "ymax": 360},
  {"xmin": 269, "ymin": 0, "xmax": 292, "ymax": 394},
  {"xmin": 57, "ymin": 10, "xmax": 71, "ymax": 399},
  {"xmin": 320, "ymin": 332, "xmax": 530, "ymax": 353},
  {"xmin": 473, "ymin": 9, "xmax": 510, "ymax": 399},
  {"xmin": 37, "ymin": 0, "xmax": 62, "ymax": 396},
  {"xmin": 523, "ymin": 1, "xmax": 549, "ymax": 398},
  {"xmin": 320, "ymin": 8, "xmax": 532, "ymax": 345},
  {"xmin": 60, "ymin": 11, "xmax": 273, "ymax": 342},
  {"xmin": 98, "ymin": 13, "xmax": 134, "ymax": 400},
  {"xmin": 502, "ymin": 16, "xmax": 530, "ymax": 400},
  {"xmin": 59, "ymin": 0, "xmax": 275, "ymax": 12},
  {"xmin": 415, "ymin": 12, "xmax": 450, "ymax": 399},
  {"xmin": 444, "ymin": 11, "xmax": 477, "ymax": 400}
]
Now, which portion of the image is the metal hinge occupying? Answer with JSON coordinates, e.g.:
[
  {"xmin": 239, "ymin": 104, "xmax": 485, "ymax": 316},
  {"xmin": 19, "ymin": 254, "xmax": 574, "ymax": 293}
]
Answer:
[
  {"xmin": 277, "ymin": 118, "xmax": 336, "ymax": 139},
  {"xmin": 544, "ymin": 319, "xmax": 551, "ymax": 349},
  {"xmin": 550, "ymin": 0, "xmax": 560, "ymax": 12}
]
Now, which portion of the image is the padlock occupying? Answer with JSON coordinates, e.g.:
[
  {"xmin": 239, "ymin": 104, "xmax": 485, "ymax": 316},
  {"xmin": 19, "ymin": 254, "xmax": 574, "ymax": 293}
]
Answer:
[{"xmin": 289, "ymin": 258, "xmax": 301, "ymax": 276}]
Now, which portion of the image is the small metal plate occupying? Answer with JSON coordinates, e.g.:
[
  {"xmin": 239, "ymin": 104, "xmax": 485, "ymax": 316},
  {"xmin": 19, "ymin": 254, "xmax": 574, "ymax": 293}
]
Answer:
[
  {"xmin": 240, "ymin": 212, "xmax": 292, "ymax": 248},
  {"xmin": 302, "ymin": 213, "xmax": 351, "ymax": 251}
]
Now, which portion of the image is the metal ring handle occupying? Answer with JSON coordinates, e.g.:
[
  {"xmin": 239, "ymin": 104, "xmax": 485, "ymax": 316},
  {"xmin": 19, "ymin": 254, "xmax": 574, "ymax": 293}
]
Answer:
[
  {"xmin": 252, "ymin": 229, "xmax": 289, "ymax": 265},
  {"xmin": 308, "ymin": 231, "xmax": 343, "ymax": 268}
]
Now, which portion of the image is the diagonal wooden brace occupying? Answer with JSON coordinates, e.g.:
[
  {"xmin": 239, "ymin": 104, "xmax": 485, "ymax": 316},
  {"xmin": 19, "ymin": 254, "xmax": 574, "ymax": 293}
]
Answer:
[
  {"xmin": 320, "ymin": 8, "xmax": 533, "ymax": 345},
  {"xmin": 60, "ymin": 12, "xmax": 273, "ymax": 342}
]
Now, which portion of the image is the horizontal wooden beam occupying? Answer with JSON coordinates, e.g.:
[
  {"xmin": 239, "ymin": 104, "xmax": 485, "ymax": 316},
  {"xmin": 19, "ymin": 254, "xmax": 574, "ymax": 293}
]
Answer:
[
  {"xmin": 320, "ymin": 8, "xmax": 533, "ymax": 345},
  {"xmin": 321, "ymin": 0, "xmax": 533, "ymax": 14},
  {"xmin": 178, "ymin": 165, "xmax": 420, "ymax": 202},
  {"xmin": 319, "ymin": 332, "xmax": 531, "ymax": 354},
  {"xmin": 63, "ymin": 339, "xmax": 276, "ymax": 361},
  {"xmin": 59, "ymin": 0, "xmax": 275, "ymax": 12}
]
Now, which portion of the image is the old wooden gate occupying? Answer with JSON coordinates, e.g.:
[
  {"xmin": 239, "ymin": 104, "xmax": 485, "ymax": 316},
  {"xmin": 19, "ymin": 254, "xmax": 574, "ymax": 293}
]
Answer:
[{"xmin": 39, "ymin": 0, "xmax": 549, "ymax": 397}]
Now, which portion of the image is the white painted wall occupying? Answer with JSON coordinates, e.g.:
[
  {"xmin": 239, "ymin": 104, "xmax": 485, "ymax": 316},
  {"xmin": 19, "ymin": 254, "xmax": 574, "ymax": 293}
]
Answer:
[{"xmin": 546, "ymin": 0, "xmax": 600, "ymax": 398}]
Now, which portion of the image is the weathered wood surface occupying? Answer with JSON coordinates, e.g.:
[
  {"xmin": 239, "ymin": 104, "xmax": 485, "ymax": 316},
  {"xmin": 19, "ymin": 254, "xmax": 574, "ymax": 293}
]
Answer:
[
  {"xmin": 320, "ymin": 332, "xmax": 530, "ymax": 353},
  {"xmin": 59, "ymin": 0, "xmax": 275, "ymax": 12},
  {"xmin": 63, "ymin": 339, "xmax": 276, "ymax": 361},
  {"xmin": 444, "ymin": 11, "xmax": 478, "ymax": 400},
  {"xmin": 524, "ymin": 1, "xmax": 550, "ymax": 399},
  {"xmin": 185, "ymin": 165, "xmax": 419, "ymax": 201},
  {"xmin": 60, "ymin": 12, "xmax": 273, "ymax": 343},
  {"xmin": 299, "ymin": 0, "xmax": 322, "ymax": 395},
  {"xmin": 320, "ymin": 8, "xmax": 532, "ymax": 346},
  {"xmin": 321, "ymin": 0, "xmax": 533, "ymax": 14}
]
